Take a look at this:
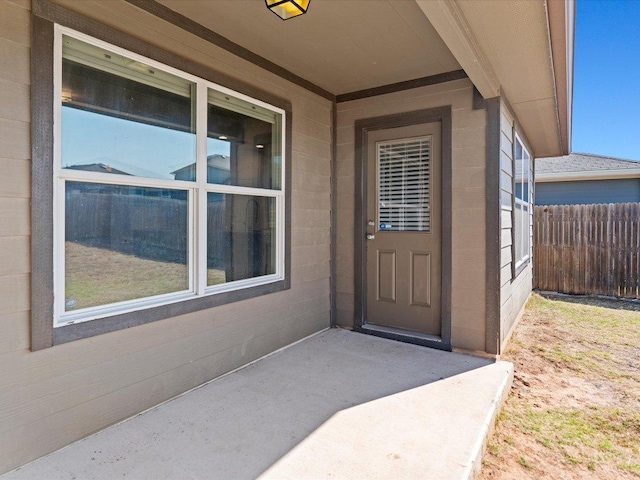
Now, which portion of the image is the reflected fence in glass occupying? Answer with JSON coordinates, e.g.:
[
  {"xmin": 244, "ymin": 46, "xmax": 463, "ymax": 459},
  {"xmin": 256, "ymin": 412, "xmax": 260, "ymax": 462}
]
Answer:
[
  {"xmin": 64, "ymin": 181, "xmax": 189, "ymax": 311},
  {"xmin": 207, "ymin": 193, "xmax": 276, "ymax": 286}
]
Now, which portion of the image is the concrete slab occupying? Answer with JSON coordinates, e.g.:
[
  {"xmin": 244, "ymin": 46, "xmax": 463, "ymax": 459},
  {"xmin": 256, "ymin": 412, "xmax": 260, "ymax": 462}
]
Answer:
[{"xmin": 2, "ymin": 329, "xmax": 513, "ymax": 480}]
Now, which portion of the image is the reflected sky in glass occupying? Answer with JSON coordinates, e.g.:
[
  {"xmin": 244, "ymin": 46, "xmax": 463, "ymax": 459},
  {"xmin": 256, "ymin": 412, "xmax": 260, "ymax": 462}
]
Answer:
[{"xmin": 62, "ymin": 107, "xmax": 230, "ymax": 180}]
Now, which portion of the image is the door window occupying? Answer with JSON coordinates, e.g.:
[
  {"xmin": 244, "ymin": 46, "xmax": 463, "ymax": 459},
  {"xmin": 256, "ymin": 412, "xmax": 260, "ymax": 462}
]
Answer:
[{"xmin": 377, "ymin": 137, "xmax": 431, "ymax": 232}]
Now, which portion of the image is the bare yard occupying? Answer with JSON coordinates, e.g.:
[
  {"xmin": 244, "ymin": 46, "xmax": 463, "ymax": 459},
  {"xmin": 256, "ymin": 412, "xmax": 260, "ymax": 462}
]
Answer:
[
  {"xmin": 481, "ymin": 294, "xmax": 640, "ymax": 479},
  {"xmin": 65, "ymin": 242, "xmax": 226, "ymax": 310}
]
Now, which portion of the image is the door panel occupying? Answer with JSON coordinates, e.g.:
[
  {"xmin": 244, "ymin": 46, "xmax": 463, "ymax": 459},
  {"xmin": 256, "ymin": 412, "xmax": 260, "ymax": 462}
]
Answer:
[
  {"xmin": 365, "ymin": 122, "xmax": 441, "ymax": 335},
  {"xmin": 377, "ymin": 250, "xmax": 396, "ymax": 302},
  {"xmin": 411, "ymin": 252, "xmax": 431, "ymax": 307}
]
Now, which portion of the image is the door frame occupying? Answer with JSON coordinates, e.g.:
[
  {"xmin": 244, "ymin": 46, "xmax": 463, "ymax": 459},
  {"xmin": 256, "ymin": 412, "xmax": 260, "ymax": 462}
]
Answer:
[{"xmin": 353, "ymin": 106, "xmax": 452, "ymax": 351}]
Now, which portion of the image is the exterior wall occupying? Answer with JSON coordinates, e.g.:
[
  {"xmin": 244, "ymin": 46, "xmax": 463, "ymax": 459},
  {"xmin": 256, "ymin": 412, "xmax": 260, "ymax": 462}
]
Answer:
[
  {"xmin": 499, "ymin": 102, "xmax": 533, "ymax": 346},
  {"xmin": 0, "ymin": 0, "xmax": 332, "ymax": 473},
  {"xmin": 535, "ymin": 178, "xmax": 640, "ymax": 206},
  {"xmin": 336, "ymin": 79, "xmax": 488, "ymax": 351}
]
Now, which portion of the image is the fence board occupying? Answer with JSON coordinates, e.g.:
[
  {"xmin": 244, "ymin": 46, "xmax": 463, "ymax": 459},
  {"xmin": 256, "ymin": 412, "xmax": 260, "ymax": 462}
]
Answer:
[
  {"xmin": 66, "ymin": 192, "xmax": 227, "ymax": 266},
  {"xmin": 534, "ymin": 203, "xmax": 640, "ymax": 299}
]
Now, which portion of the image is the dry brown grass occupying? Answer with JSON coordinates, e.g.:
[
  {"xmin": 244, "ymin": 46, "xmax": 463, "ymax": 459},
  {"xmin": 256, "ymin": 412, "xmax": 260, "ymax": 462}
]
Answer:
[
  {"xmin": 481, "ymin": 293, "xmax": 640, "ymax": 479},
  {"xmin": 65, "ymin": 242, "xmax": 225, "ymax": 311}
]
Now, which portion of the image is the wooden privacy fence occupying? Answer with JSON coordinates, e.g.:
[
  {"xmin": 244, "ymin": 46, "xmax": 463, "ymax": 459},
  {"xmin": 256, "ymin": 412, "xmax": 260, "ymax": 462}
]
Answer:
[
  {"xmin": 66, "ymin": 191, "xmax": 227, "ymax": 267},
  {"xmin": 534, "ymin": 203, "xmax": 640, "ymax": 299}
]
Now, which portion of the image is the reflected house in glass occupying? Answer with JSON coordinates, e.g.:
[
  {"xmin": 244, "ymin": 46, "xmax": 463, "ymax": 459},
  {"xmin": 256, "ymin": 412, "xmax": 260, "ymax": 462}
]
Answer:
[
  {"xmin": 65, "ymin": 163, "xmax": 131, "ymax": 176},
  {"xmin": 172, "ymin": 154, "xmax": 231, "ymax": 184}
]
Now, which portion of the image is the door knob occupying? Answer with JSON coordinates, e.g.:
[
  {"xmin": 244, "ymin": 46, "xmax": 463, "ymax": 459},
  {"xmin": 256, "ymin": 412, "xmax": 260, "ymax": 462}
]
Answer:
[{"xmin": 366, "ymin": 234, "xmax": 375, "ymax": 240}]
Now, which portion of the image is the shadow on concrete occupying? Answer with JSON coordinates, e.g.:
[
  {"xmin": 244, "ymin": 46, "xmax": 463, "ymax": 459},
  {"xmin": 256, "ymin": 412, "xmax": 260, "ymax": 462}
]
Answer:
[{"xmin": 4, "ymin": 329, "xmax": 509, "ymax": 480}]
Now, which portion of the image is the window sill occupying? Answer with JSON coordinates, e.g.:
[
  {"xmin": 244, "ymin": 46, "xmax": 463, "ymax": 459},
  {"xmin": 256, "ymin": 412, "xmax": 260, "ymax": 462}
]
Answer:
[
  {"xmin": 56, "ymin": 274, "xmax": 284, "ymax": 327},
  {"xmin": 52, "ymin": 279, "xmax": 287, "ymax": 346},
  {"xmin": 513, "ymin": 257, "xmax": 530, "ymax": 280}
]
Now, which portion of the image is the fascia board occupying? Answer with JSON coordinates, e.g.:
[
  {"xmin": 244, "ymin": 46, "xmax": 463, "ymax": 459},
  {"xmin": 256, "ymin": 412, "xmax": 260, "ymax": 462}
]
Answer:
[
  {"xmin": 565, "ymin": 0, "xmax": 575, "ymax": 153},
  {"xmin": 414, "ymin": 0, "xmax": 500, "ymax": 99},
  {"xmin": 546, "ymin": 0, "xmax": 575, "ymax": 155}
]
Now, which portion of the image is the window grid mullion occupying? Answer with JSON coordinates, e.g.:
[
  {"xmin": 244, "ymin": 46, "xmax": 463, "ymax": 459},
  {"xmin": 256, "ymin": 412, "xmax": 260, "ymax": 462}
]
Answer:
[
  {"xmin": 57, "ymin": 169, "xmax": 198, "ymax": 191},
  {"xmin": 203, "ymin": 184, "xmax": 283, "ymax": 197},
  {"xmin": 196, "ymin": 81, "xmax": 208, "ymax": 295}
]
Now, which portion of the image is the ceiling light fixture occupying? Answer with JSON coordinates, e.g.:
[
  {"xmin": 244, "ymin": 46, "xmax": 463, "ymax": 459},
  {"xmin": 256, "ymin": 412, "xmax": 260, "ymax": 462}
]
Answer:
[{"xmin": 265, "ymin": 0, "xmax": 310, "ymax": 20}]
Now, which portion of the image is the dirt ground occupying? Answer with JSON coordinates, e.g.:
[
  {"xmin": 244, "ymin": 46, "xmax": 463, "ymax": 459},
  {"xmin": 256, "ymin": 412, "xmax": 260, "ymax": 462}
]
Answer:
[{"xmin": 480, "ymin": 293, "xmax": 640, "ymax": 479}]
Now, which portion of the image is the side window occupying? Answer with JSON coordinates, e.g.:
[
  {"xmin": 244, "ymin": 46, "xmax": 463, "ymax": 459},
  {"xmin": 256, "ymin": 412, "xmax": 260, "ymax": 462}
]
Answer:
[
  {"xmin": 513, "ymin": 135, "xmax": 531, "ymax": 271},
  {"xmin": 54, "ymin": 29, "xmax": 285, "ymax": 328}
]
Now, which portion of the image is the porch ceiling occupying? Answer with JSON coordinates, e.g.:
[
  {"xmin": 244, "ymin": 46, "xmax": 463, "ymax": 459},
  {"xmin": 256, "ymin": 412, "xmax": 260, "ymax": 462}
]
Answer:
[
  {"xmin": 155, "ymin": 0, "xmax": 571, "ymax": 157},
  {"xmin": 157, "ymin": 0, "xmax": 461, "ymax": 94}
]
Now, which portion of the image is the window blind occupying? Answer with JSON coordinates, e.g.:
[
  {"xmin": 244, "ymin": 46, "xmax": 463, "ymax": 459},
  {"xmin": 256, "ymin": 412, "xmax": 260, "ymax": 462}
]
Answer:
[{"xmin": 377, "ymin": 137, "xmax": 431, "ymax": 232}]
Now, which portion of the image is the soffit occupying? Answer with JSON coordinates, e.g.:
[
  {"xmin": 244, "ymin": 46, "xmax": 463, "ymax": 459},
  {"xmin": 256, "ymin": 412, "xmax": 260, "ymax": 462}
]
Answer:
[
  {"xmin": 416, "ymin": 0, "xmax": 569, "ymax": 157},
  {"xmin": 455, "ymin": 0, "xmax": 563, "ymax": 157},
  {"xmin": 157, "ymin": 0, "xmax": 461, "ymax": 94}
]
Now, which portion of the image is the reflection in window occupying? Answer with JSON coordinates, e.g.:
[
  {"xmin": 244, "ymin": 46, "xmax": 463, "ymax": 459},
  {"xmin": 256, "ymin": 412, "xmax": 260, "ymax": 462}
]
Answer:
[
  {"xmin": 205, "ymin": 90, "xmax": 282, "ymax": 190},
  {"xmin": 56, "ymin": 32, "xmax": 284, "ymax": 327},
  {"xmin": 65, "ymin": 182, "xmax": 189, "ymax": 311},
  {"xmin": 514, "ymin": 137, "xmax": 531, "ymax": 268},
  {"xmin": 61, "ymin": 35, "xmax": 196, "ymax": 180},
  {"xmin": 207, "ymin": 194, "xmax": 276, "ymax": 286},
  {"xmin": 167, "ymin": 90, "xmax": 283, "ymax": 189}
]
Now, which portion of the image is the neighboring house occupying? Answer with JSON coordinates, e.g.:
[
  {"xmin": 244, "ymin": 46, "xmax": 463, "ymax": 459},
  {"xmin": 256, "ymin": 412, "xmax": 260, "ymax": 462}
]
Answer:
[
  {"xmin": 0, "ymin": 0, "xmax": 573, "ymax": 472},
  {"xmin": 172, "ymin": 154, "xmax": 231, "ymax": 184},
  {"xmin": 65, "ymin": 162, "xmax": 131, "ymax": 175},
  {"xmin": 536, "ymin": 153, "xmax": 640, "ymax": 205}
]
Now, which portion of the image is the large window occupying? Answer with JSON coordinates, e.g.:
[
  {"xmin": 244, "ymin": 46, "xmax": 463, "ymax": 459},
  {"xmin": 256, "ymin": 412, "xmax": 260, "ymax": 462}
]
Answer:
[
  {"xmin": 513, "ymin": 135, "xmax": 532, "ymax": 270},
  {"xmin": 55, "ymin": 28, "xmax": 285, "ymax": 327}
]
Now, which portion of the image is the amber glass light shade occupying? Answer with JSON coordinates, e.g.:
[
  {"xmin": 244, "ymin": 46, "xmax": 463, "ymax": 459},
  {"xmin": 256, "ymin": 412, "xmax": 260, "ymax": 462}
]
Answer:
[{"xmin": 266, "ymin": 0, "xmax": 310, "ymax": 20}]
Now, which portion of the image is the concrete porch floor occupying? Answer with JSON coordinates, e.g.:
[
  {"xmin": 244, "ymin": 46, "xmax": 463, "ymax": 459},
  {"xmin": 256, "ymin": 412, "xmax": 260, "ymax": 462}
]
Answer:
[{"xmin": 3, "ymin": 329, "xmax": 513, "ymax": 480}]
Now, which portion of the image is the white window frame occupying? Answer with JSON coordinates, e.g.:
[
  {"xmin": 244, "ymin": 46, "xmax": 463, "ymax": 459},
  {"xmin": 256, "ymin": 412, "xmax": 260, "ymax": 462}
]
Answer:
[
  {"xmin": 53, "ymin": 26, "xmax": 286, "ymax": 328},
  {"xmin": 513, "ymin": 133, "xmax": 531, "ymax": 271}
]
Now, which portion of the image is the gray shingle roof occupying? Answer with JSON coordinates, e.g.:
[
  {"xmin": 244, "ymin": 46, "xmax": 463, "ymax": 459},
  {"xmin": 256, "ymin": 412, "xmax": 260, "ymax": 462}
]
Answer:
[{"xmin": 536, "ymin": 153, "xmax": 640, "ymax": 174}]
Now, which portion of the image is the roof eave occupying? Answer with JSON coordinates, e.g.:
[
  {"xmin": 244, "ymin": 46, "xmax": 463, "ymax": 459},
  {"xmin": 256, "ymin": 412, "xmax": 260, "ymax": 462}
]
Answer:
[
  {"xmin": 416, "ymin": 0, "xmax": 574, "ymax": 158},
  {"xmin": 546, "ymin": 0, "xmax": 575, "ymax": 156}
]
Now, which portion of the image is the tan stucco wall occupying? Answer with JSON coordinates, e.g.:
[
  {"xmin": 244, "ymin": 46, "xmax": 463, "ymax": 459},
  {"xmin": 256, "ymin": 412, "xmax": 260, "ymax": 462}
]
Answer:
[
  {"xmin": 335, "ymin": 79, "xmax": 488, "ymax": 351},
  {"xmin": 0, "ymin": 0, "xmax": 332, "ymax": 473}
]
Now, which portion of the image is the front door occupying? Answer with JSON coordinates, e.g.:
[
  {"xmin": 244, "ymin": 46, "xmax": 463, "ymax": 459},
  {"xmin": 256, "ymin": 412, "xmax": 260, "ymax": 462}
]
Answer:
[{"xmin": 365, "ymin": 122, "xmax": 441, "ymax": 335}]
